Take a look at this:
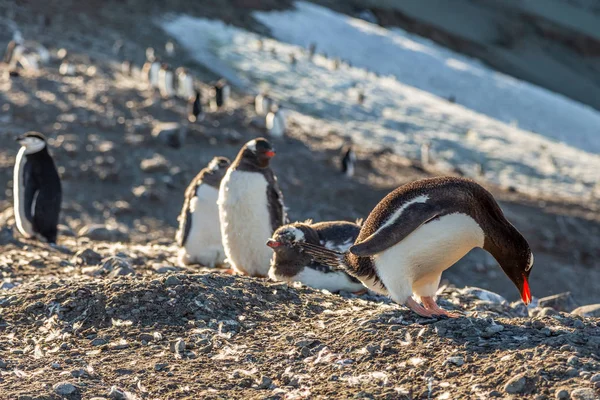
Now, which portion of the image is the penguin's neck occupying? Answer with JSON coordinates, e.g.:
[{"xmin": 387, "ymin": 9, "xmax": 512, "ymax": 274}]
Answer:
[{"xmin": 482, "ymin": 219, "xmax": 522, "ymax": 266}]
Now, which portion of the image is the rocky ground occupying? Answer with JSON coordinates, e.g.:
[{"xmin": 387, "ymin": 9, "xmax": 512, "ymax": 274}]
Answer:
[{"xmin": 1, "ymin": 1, "xmax": 600, "ymax": 399}]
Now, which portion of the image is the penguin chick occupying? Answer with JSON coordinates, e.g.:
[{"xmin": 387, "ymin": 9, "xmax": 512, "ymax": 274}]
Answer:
[
  {"xmin": 298, "ymin": 177, "xmax": 534, "ymax": 318},
  {"xmin": 177, "ymin": 157, "xmax": 231, "ymax": 267},
  {"xmin": 218, "ymin": 138, "xmax": 287, "ymax": 277},
  {"xmin": 13, "ymin": 132, "xmax": 62, "ymax": 243},
  {"xmin": 340, "ymin": 144, "xmax": 356, "ymax": 177},
  {"xmin": 267, "ymin": 220, "xmax": 365, "ymax": 293}
]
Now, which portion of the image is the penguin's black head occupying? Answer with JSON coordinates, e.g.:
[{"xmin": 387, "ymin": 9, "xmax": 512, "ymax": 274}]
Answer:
[
  {"xmin": 16, "ymin": 131, "xmax": 47, "ymax": 154},
  {"xmin": 242, "ymin": 138, "xmax": 275, "ymax": 168}
]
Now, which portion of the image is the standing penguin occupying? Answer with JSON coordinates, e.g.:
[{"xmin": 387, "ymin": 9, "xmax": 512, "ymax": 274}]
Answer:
[
  {"xmin": 267, "ymin": 220, "xmax": 365, "ymax": 293},
  {"xmin": 177, "ymin": 157, "xmax": 231, "ymax": 267},
  {"xmin": 188, "ymin": 90, "xmax": 204, "ymax": 123},
  {"xmin": 255, "ymin": 93, "xmax": 273, "ymax": 116},
  {"xmin": 158, "ymin": 63, "xmax": 174, "ymax": 98},
  {"xmin": 299, "ymin": 177, "xmax": 534, "ymax": 318},
  {"xmin": 210, "ymin": 79, "xmax": 230, "ymax": 111},
  {"xmin": 13, "ymin": 132, "xmax": 62, "ymax": 244},
  {"xmin": 340, "ymin": 144, "xmax": 356, "ymax": 177},
  {"xmin": 266, "ymin": 105, "xmax": 286, "ymax": 138},
  {"xmin": 218, "ymin": 138, "xmax": 287, "ymax": 277},
  {"xmin": 176, "ymin": 67, "xmax": 195, "ymax": 100}
]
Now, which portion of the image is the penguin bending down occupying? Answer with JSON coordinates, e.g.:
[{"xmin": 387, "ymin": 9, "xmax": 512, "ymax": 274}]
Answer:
[
  {"xmin": 13, "ymin": 132, "xmax": 62, "ymax": 244},
  {"xmin": 340, "ymin": 144, "xmax": 356, "ymax": 177},
  {"xmin": 218, "ymin": 138, "xmax": 288, "ymax": 277},
  {"xmin": 267, "ymin": 220, "xmax": 365, "ymax": 293},
  {"xmin": 298, "ymin": 177, "xmax": 534, "ymax": 318},
  {"xmin": 266, "ymin": 106, "xmax": 286, "ymax": 138},
  {"xmin": 176, "ymin": 157, "xmax": 231, "ymax": 267}
]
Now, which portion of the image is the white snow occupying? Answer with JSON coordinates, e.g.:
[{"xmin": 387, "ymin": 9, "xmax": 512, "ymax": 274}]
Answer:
[{"xmin": 160, "ymin": 3, "xmax": 600, "ymax": 202}]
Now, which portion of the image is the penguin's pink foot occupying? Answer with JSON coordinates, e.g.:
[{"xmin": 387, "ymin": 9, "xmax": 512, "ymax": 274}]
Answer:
[
  {"xmin": 222, "ymin": 268, "xmax": 236, "ymax": 275},
  {"xmin": 405, "ymin": 297, "xmax": 439, "ymax": 318},
  {"xmin": 421, "ymin": 296, "xmax": 461, "ymax": 318}
]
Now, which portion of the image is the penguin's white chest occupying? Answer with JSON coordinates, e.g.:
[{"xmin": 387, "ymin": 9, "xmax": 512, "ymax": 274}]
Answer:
[
  {"xmin": 283, "ymin": 267, "xmax": 365, "ymax": 293},
  {"xmin": 149, "ymin": 63, "xmax": 160, "ymax": 87},
  {"xmin": 373, "ymin": 213, "xmax": 485, "ymax": 302},
  {"xmin": 218, "ymin": 170, "xmax": 273, "ymax": 276},
  {"xmin": 179, "ymin": 75, "xmax": 194, "ymax": 99},
  {"xmin": 159, "ymin": 70, "xmax": 173, "ymax": 98},
  {"xmin": 266, "ymin": 112, "xmax": 285, "ymax": 137},
  {"xmin": 13, "ymin": 148, "xmax": 34, "ymax": 238},
  {"xmin": 181, "ymin": 184, "xmax": 225, "ymax": 267}
]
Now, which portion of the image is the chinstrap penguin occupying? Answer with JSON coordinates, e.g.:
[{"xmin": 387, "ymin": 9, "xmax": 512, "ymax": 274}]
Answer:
[
  {"xmin": 13, "ymin": 132, "xmax": 62, "ymax": 244},
  {"xmin": 266, "ymin": 105, "xmax": 286, "ymax": 138},
  {"xmin": 299, "ymin": 176, "xmax": 534, "ymax": 318},
  {"xmin": 340, "ymin": 144, "xmax": 356, "ymax": 177},
  {"xmin": 267, "ymin": 220, "xmax": 365, "ymax": 293},
  {"xmin": 218, "ymin": 138, "xmax": 288, "ymax": 277},
  {"xmin": 177, "ymin": 157, "xmax": 231, "ymax": 268}
]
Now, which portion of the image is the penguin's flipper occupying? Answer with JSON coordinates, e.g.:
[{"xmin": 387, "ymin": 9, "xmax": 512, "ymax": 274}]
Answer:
[
  {"xmin": 32, "ymin": 188, "xmax": 61, "ymax": 243},
  {"xmin": 268, "ymin": 183, "xmax": 287, "ymax": 231},
  {"xmin": 350, "ymin": 202, "xmax": 440, "ymax": 257},
  {"xmin": 176, "ymin": 176, "xmax": 202, "ymax": 247}
]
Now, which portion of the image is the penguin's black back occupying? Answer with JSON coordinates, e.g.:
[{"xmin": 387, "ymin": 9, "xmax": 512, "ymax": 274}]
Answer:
[{"xmin": 23, "ymin": 149, "xmax": 62, "ymax": 243}]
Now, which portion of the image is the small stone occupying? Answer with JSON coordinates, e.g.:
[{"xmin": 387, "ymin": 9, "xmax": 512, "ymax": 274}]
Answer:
[
  {"xmin": 591, "ymin": 373, "xmax": 600, "ymax": 382},
  {"xmin": 72, "ymin": 248, "xmax": 102, "ymax": 266},
  {"xmin": 573, "ymin": 320, "xmax": 585, "ymax": 329},
  {"xmin": 446, "ymin": 356, "xmax": 464, "ymax": 367},
  {"xmin": 171, "ymin": 338, "xmax": 185, "ymax": 354},
  {"xmin": 568, "ymin": 355, "xmax": 580, "ymax": 366},
  {"xmin": 0, "ymin": 359, "xmax": 7, "ymax": 369},
  {"xmin": 165, "ymin": 275, "xmax": 182, "ymax": 287},
  {"xmin": 485, "ymin": 324, "xmax": 504, "ymax": 335},
  {"xmin": 555, "ymin": 388, "xmax": 569, "ymax": 400},
  {"xmin": 538, "ymin": 292, "xmax": 579, "ymax": 312},
  {"xmin": 140, "ymin": 153, "xmax": 170, "ymax": 173},
  {"xmin": 53, "ymin": 382, "xmax": 77, "ymax": 395},
  {"xmin": 570, "ymin": 388, "xmax": 596, "ymax": 400},
  {"xmin": 154, "ymin": 363, "xmax": 168, "ymax": 371},
  {"xmin": 78, "ymin": 224, "xmax": 128, "ymax": 242},
  {"xmin": 91, "ymin": 338, "xmax": 107, "ymax": 346},
  {"xmin": 572, "ymin": 304, "xmax": 600, "ymax": 318},
  {"xmin": 538, "ymin": 307, "xmax": 559, "ymax": 317},
  {"xmin": 504, "ymin": 373, "xmax": 527, "ymax": 394},
  {"xmin": 256, "ymin": 375, "xmax": 272, "ymax": 389},
  {"xmin": 566, "ymin": 367, "xmax": 579, "ymax": 377},
  {"xmin": 138, "ymin": 333, "xmax": 154, "ymax": 342},
  {"xmin": 152, "ymin": 122, "xmax": 187, "ymax": 149}
]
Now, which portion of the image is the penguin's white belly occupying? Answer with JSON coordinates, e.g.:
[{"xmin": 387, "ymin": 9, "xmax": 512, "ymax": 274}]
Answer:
[
  {"xmin": 373, "ymin": 213, "xmax": 484, "ymax": 303},
  {"xmin": 149, "ymin": 63, "xmax": 160, "ymax": 87},
  {"xmin": 266, "ymin": 113, "xmax": 285, "ymax": 137},
  {"xmin": 181, "ymin": 184, "xmax": 225, "ymax": 267},
  {"xmin": 276, "ymin": 266, "xmax": 365, "ymax": 293},
  {"xmin": 13, "ymin": 148, "xmax": 34, "ymax": 238},
  {"xmin": 218, "ymin": 170, "xmax": 273, "ymax": 276},
  {"xmin": 179, "ymin": 76, "xmax": 194, "ymax": 99}
]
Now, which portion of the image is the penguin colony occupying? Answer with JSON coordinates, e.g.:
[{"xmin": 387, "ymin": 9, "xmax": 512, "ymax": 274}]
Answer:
[{"xmin": 4, "ymin": 36, "xmax": 535, "ymax": 319}]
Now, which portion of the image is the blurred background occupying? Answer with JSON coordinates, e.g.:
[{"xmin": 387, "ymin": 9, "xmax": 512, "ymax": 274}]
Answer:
[{"xmin": 1, "ymin": 0, "xmax": 599, "ymax": 304}]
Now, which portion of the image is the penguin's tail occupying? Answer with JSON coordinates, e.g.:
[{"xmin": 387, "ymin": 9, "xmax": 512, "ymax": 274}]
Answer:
[{"xmin": 295, "ymin": 242, "xmax": 346, "ymax": 267}]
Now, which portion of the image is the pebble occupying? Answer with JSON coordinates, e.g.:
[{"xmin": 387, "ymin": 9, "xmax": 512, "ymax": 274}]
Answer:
[
  {"xmin": 165, "ymin": 275, "xmax": 182, "ymax": 287},
  {"xmin": 484, "ymin": 324, "xmax": 504, "ymax": 335},
  {"xmin": 567, "ymin": 355, "xmax": 580, "ymax": 366},
  {"xmin": 91, "ymin": 338, "xmax": 108, "ymax": 346},
  {"xmin": 446, "ymin": 356, "xmax": 465, "ymax": 367},
  {"xmin": 53, "ymin": 382, "xmax": 77, "ymax": 395},
  {"xmin": 571, "ymin": 304, "xmax": 600, "ymax": 318},
  {"xmin": 555, "ymin": 388, "xmax": 569, "ymax": 400},
  {"xmin": 154, "ymin": 363, "xmax": 168, "ymax": 371},
  {"xmin": 72, "ymin": 248, "xmax": 102, "ymax": 266},
  {"xmin": 140, "ymin": 153, "xmax": 170, "ymax": 173},
  {"xmin": 0, "ymin": 359, "xmax": 6, "ymax": 369},
  {"xmin": 573, "ymin": 319, "xmax": 585, "ymax": 329},
  {"xmin": 570, "ymin": 388, "xmax": 596, "ymax": 400},
  {"xmin": 591, "ymin": 373, "xmax": 600, "ymax": 382},
  {"xmin": 504, "ymin": 373, "xmax": 527, "ymax": 394},
  {"xmin": 138, "ymin": 333, "xmax": 154, "ymax": 342},
  {"xmin": 256, "ymin": 375, "xmax": 272, "ymax": 389}
]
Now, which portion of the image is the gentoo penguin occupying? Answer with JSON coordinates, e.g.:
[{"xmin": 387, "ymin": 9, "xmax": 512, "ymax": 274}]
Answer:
[
  {"xmin": 13, "ymin": 132, "xmax": 62, "ymax": 244},
  {"xmin": 147, "ymin": 60, "xmax": 161, "ymax": 89},
  {"xmin": 254, "ymin": 93, "xmax": 273, "ymax": 116},
  {"xmin": 266, "ymin": 106, "xmax": 286, "ymax": 138},
  {"xmin": 299, "ymin": 177, "xmax": 534, "ymax": 318},
  {"xmin": 158, "ymin": 63, "xmax": 174, "ymax": 98},
  {"xmin": 267, "ymin": 220, "xmax": 365, "ymax": 293},
  {"xmin": 165, "ymin": 41, "xmax": 175, "ymax": 56},
  {"xmin": 189, "ymin": 90, "xmax": 205, "ymax": 123},
  {"xmin": 340, "ymin": 144, "xmax": 356, "ymax": 177},
  {"xmin": 176, "ymin": 67, "xmax": 195, "ymax": 100},
  {"xmin": 218, "ymin": 138, "xmax": 287, "ymax": 277},
  {"xmin": 176, "ymin": 157, "xmax": 231, "ymax": 267},
  {"xmin": 210, "ymin": 79, "xmax": 230, "ymax": 111}
]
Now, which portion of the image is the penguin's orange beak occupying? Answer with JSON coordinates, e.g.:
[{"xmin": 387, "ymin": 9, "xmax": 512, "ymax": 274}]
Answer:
[
  {"xmin": 266, "ymin": 239, "xmax": 281, "ymax": 248},
  {"xmin": 520, "ymin": 276, "xmax": 532, "ymax": 305},
  {"xmin": 265, "ymin": 150, "xmax": 275, "ymax": 158}
]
